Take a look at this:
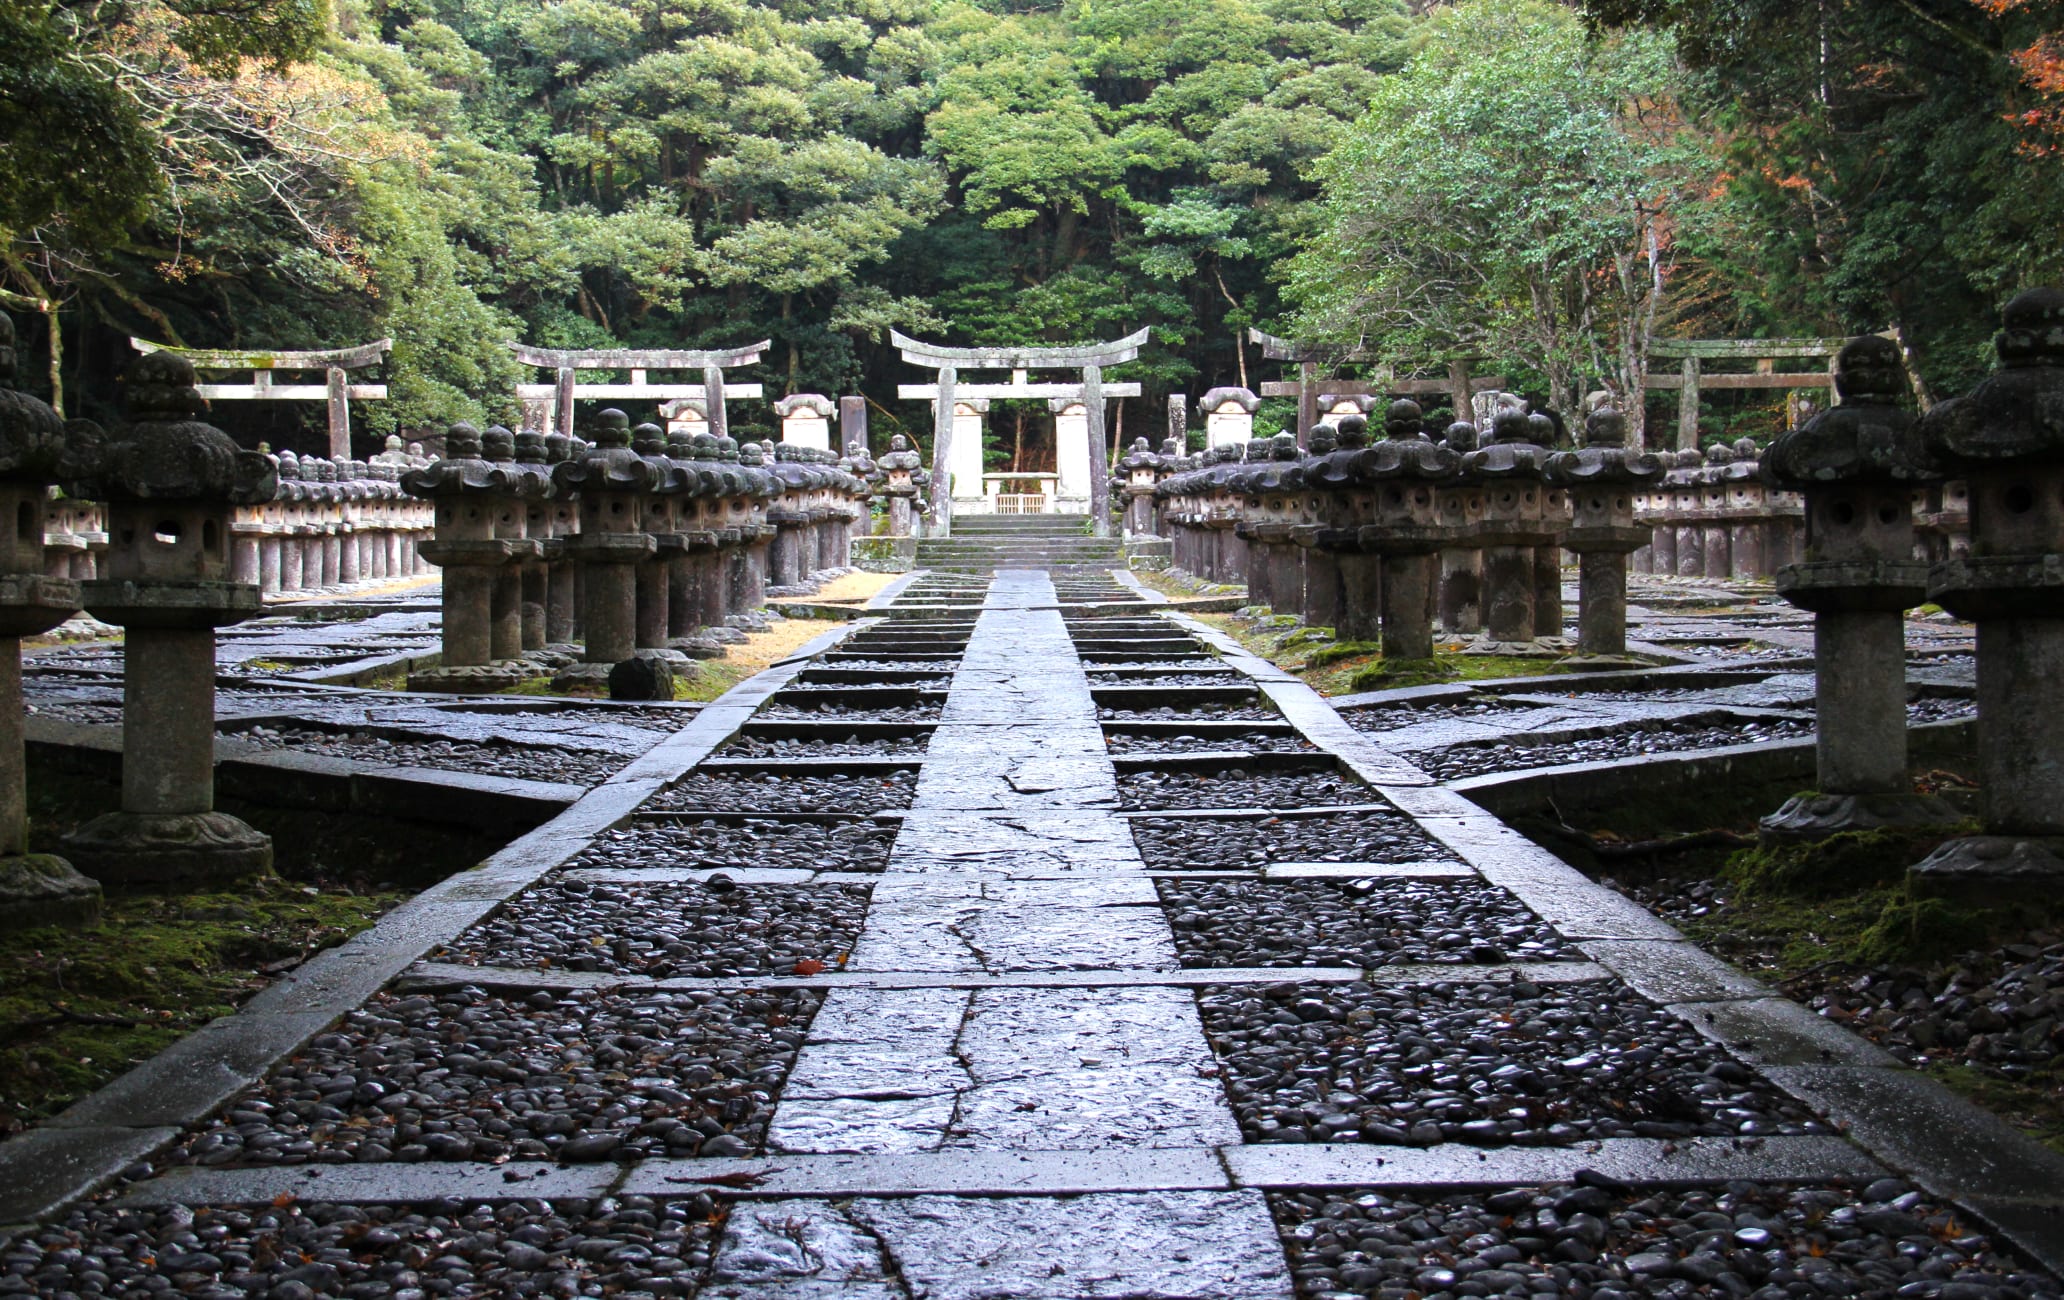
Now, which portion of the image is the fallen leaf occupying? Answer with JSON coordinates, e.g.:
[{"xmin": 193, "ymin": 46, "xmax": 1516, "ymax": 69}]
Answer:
[{"xmin": 793, "ymin": 959, "xmax": 826, "ymax": 976}]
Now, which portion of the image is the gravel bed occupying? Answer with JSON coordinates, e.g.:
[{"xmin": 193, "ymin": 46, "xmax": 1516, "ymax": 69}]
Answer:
[
  {"xmin": 14, "ymin": 1196, "xmax": 725, "ymax": 1298},
  {"xmin": 440, "ymin": 880, "xmax": 871, "ymax": 977},
  {"xmin": 818, "ymin": 658, "xmax": 961, "ymax": 672},
  {"xmin": 1132, "ymin": 812, "xmax": 1455, "ymax": 869},
  {"xmin": 1411, "ymin": 716, "xmax": 1815, "ymax": 781},
  {"xmin": 161, "ymin": 985, "xmax": 818, "ymax": 1167},
  {"xmin": 648, "ymin": 768, "xmax": 920, "ymax": 813},
  {"xmin": 757, "ymin": 699, "xmax": 943, "ymax": 721},
  {"xmin": 1271, "ymin": 1179, "xmax": 2060, "ymax": 1300},
  {"xmin": 23, "ymin": 702, "xmax": 125, "ymax": 726},
  {"xmin": 232, "ymin": 726, "xmax": 633, "ymax": 785},
  {"xmin": 1627, "ymin": 878, "xmax": 2064, "ymax": 1080},
  {"xmin": 1161, "ymin": 879, "xmax": 1574, "ymax": 968},
  {"xmin": 1909, "ymin": 695, "xmax": 1977, "ymax": 723},
  {"xmin": 1089, "ymin": 671, "xmax": 1245, "ymax": 688},
  {"xmin": 718, "ymin": 733, "xmax": 930, "ymax": 758},
  {"xmin": 779, "ymin": 678, "xmax": 951, "ymax": 693},
  {"xmin": 1342, "ymin": 699, "xmax": 1553, "ymax": 734},
  {"xmin": 1103, "ymin": 729, "xmax": 1316, "ymax": 755},
  {"xmin": 1199, "ymin": 977, "xmax": 1826, "ymax": 1145},
  {"xmin": 1118, "ymin": 768, "xmax": 1372, "ymax": 811},
  {"xmin": 1080, "ymin": 659, "xmax": 1224, "ymax": 672},
  {"xmin": 1099, "ymin": 702, "xmax": 1283, "ymax": 722},
  {"xmin": 571, "ymin": 817, "xmax": 898, "ymax": 874}
]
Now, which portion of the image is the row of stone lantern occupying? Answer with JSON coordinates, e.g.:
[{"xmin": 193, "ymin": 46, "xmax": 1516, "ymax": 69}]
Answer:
[
  {"xmin": 1146, "ymin": 399, "xmax": 1660, "ymax": 666},
  {"xmin": 1630, "ymin": 442, "xmax": 1806, "ymax": 580},
  {"xmin": 234, "ymin": 444, "xmax": 435, "ymax": 596},
  {"xmin": 400, "ymin": 408, "xmax": 871, "ymax": 698},
  {"xmin": 0, "ymin": 329, "xmax": 281, "ymax": 920}
]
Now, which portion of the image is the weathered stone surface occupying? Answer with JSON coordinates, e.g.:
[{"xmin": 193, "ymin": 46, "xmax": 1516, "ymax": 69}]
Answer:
[{"xmin": 0, "ymin": 853, "xmax": 102, "ymax": 929}]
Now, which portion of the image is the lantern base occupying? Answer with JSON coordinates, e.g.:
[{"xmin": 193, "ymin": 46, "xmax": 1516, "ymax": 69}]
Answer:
[
  {"xmin": 62, "ymin": 811, "xmax": 271, "ymax": 886},
  {"xmin": 0, "ymin": 854, "xmax": 102, "ymax": 931},
  {"xmin": 1909, "ymin": 834, "xmax": 2064, "ymax": 902},
  {"xmin": 1759, "ymin": 792, "xmax": 1967, "ymax": 844}
]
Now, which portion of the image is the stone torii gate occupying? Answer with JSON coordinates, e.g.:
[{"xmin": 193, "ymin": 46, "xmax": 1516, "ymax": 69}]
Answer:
[
  {"xmin": 1647, "ymin": 337, "xmax": 1864, "ymax": 450},
  {"xmin": 129, "ymin": 338, "xmax": 390, "ymax": 458},
  {"xmin": 891, "ymin": 328, "xmax": 1147, "ymax": 537},
  {"xmin": 1248, "ymin": 328, "xmax": 1502, "ymax": 446},
  {"xmin": 509, "ymin": 341, "xmax": 767, "ymax": 439}
]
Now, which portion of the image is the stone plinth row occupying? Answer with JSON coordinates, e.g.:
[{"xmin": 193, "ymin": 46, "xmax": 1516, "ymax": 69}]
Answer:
[
  {"xmin": 1142, "ymin": 400, "xmax": 1659, "ymax": 666},
  {"xmin": 401, "ymin": 409, "xmax": 874, "ymax": 697}
]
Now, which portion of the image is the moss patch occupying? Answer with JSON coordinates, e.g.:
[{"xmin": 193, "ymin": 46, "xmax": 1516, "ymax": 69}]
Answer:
[
  {"xmin": 0, "ymin": 876, "xmax": 403, "ymax": 1131},
  {"xmin": 1196, "ymin": 611, "xmax": 1565, "ymax": 696},
  {"xmin": 1725, "ymin": 824, "xmax": 1979, "ymax": 900}
]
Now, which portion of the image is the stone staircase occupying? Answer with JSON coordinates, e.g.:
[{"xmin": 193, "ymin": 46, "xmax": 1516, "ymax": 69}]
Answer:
[{"xmin": 913, "ymin": 514, "xmax": 1122, "ymax": 574}]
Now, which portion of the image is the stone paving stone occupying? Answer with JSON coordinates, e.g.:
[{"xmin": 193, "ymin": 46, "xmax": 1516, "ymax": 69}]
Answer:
[
  {"xmin": 852, "ymin": 877, "xmax": 1176, "ymax": 973},
  {"xmin": 705, "ymin": 1191, "xmax": 1296, "ymax": 1300}
]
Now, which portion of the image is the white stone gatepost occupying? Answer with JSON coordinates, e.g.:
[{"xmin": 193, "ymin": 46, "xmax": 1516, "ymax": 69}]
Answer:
[
  {"xmin": 775, "ymin": 393, "xmax": 836, "ymax": 451},
  {"xmin": 1200, "ymin": 387, "xmax": 1259, "ymax": 451},
  {"xmin": 949, "ymin": 398, "xmax": 990, "ymax": 511},
  {"xmin": 1051, "ymin": 398, "xmax": 1092, "ymax": 514}
]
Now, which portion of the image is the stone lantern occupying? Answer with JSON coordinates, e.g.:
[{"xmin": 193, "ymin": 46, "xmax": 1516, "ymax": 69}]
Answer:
[
  {"xmin": 1753, "ymin": 337, "xmax": 1961, "ymax": 840},
  {"xmin": 1305, "ymin": 416, "xmax": 1381, "ymax": 644},
  {"xmin": 402, "ymin": 423, "xmax": 527, "ymax": 691},
  {"xmin": 1290, "ymin": 423, "xmax": 1343, "ymax": 630},
  {"xmin": 60, "ymin": 351, "xmax": 276, "ymax": 884},
  {"xmin": 1912, "ymin": 288, "xmax": 2064, "ymax": 889},
  {"xmin": 630, "ymin": 421, "xmax": 685, "ymax": 663},
  {"xmin": 1460, "ymin": 405, "xmax": 1561, "ymax": 654},
  {"xmin": 1528, "ymin": 412, "xmax": 1570, "ymax": 640},
  {"xmin": 552, "ymin": 409, "xmax": 661, "ymax": 689},
  {"xmin": 1435, "ymin": 421, "xmax": 1487, "ymax": 636},
  {"xmin": 1545, "ymin": 405, "xmax": 1664, "ymax": 667},
  {"xmin": 735, "ymin": 441, "xmax": 781, "ymax": 612},
  {"xmin": 1350, "ymin": 399, "xmax": 1460, "ymax": 661},
  {"xmin": 879, "ymin": 434, "xmax": 924, "ymax": 537},
  {"xmin": 541, "ymin": 432, "xmax": 580, "ymax": 646},
  {"xmin": 480, "ymin": 425, "xmax": 550, "ymax": 666},
  {"xmin": 0, "ymin": 313, "xmax": 97, "ymax": 926},
  {"xmin": 512, "ymin": 429, "xmax": 557, "ymax": 653}
]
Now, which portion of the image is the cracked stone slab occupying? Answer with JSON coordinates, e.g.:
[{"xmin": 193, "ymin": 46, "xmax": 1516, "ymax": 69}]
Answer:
[
  {"xmin": 1579, "ymin": 938, "xmax": 1774, "ymax": 1003},
  {"xmin": 888, "ymin": 810, "xmax": 1146, "ymax": 876},
  {"xmin": 851, "ymin": 891, "xmax": 1177, "ymax": 973},
  {"xmin": 1225, "ymin": 1134, "xmax": 1884, "ymax": 1190},
  {"xmin": 705, "ymin": 1191, "xmax": 1293, "ymax": 1300}
]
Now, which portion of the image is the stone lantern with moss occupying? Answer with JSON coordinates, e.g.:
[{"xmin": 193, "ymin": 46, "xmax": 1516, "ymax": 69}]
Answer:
[
  {"xmin": 553, "ymin": 409, "xmax": 661, "ymax": 687},
  {"xmin": 0, "ymin": 313, "xmax": 96, "ymax": 925},
  {"xmin": 60, "ymin": 351, "xmax": 277, "ymax": 884},
  {"xmin": 1546, "ymin": 404, "xmax": 1664, "ymax": 668}
]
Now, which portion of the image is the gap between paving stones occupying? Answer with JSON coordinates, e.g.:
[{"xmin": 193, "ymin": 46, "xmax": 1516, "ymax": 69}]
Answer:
[
  {"xmin": 0, "ymin": 616, "xmax": 874, "ymax": 1227},
  {"xmin": 1153, "ymin": 592, "xmax": 2064, "ymax": 1273}
]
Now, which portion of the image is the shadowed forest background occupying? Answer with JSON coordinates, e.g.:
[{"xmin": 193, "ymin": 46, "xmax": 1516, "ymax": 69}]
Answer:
[{"xmin": 5, "ymin": 0, "xmax": 2064, "ymax": 456}]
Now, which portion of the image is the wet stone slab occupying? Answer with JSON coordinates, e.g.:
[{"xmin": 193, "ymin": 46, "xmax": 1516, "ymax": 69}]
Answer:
[
  {"xmin": 646, "ymin": 767, "xmax": 921, "ymax": 814},
  {"xmin": 707, "ymin": 1190, "xmax": 1294, "ymax": 1300},
  {"xmin": 769, "ymin": 985, "xmax": 1236, "ymax": 1156},
  {"xmin": 1160, "ymin": 877, "xmax": 1576, "ymax": 968},
  {"xmin": 568, "ymin": 818, "xmax": 898, "ymax": 874},
  {"xmin": 1198, "ymin": 977, "xmax": 1827, "ymax": 1146},
  {"xmin": 19, "ymin": 1196, "xmax": 724, "ymax": 1298},
  {"xmin": 1132, "ymin": 811, "xmax": 1460, "ymax": 870},
  {"xmin": 1411, "ymin": 714, "xmax": 1816, "ymax": 781},
  {"xmin": 1269, "ymin": 1179, "xmax": 2061, "ymax": 1300},
  {"xmin": 1119, "ymin": 767, "xmax": 1373, "ymax": 811},
  {"xmin": 159, "ymin": 985, "xmax": 819, "ymax": 1168},
  {"xmin": 437, "ymin": 880, "xmax": 872, "ymax": 978}
]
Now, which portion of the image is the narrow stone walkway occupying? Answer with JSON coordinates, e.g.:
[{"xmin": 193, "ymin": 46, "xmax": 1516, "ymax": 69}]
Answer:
[{"xmin": 744, "ymin": 571, "xmax": 1287, "ymax": 1296}]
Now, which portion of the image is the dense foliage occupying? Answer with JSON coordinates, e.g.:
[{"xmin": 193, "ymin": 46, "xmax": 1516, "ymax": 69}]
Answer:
[{"xmin": 2, "ymin": 0, "xmax": 2057, "ymax": 451}]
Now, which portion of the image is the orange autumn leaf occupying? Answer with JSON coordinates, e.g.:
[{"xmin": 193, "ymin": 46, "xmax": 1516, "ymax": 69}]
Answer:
[{"xmin": 793, "ymin": 959, "xmax": 827, "ymax": 976}]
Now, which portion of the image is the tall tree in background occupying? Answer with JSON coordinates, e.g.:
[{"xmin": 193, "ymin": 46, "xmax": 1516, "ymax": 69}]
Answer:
[
  {"xmin": 1284, "ymin": 0, "xmax": 1699, "ymax": 440},
  {"xmin": 1580, "ymin": 0, "xmax": 2064, "ymax": 399}
]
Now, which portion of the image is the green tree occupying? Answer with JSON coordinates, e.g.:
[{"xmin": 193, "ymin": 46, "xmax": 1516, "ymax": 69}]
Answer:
[{"xmin": 1285, "ymin": 0, "xmax": 1700, "ymax": 438}]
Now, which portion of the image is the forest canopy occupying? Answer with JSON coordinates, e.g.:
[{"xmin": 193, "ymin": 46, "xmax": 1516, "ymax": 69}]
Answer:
[{"xmin": 3, "ymin": 0, "xmax": 2060, "ymax": 450}]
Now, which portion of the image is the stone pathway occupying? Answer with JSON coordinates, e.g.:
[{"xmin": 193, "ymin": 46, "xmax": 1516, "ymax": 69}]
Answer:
[{"xmin": 6, "ymin": 569, "xmax": 2064, "ymax": 1299}]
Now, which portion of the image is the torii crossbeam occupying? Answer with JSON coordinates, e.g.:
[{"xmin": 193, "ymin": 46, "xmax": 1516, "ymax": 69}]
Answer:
[
  {"xmin": 510, "ymin": 341, "xmax": 769, "ymax": 440},
  {"xmin": 130, "ymin": 338, "xmax": 391, "ymax": 458},
  {"xmin": 891, "ymin": 328, "xmax": 1148, "ymax": 536}
]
